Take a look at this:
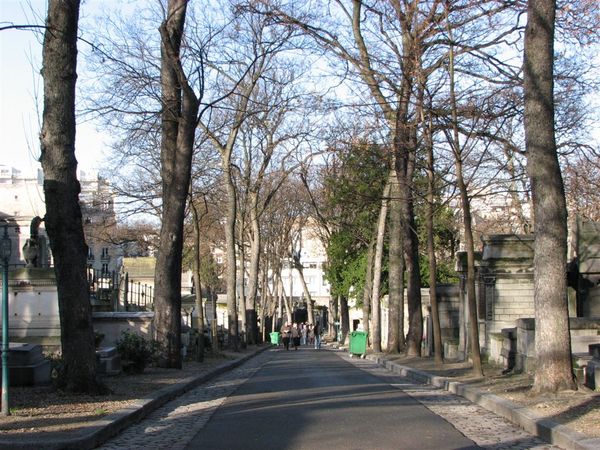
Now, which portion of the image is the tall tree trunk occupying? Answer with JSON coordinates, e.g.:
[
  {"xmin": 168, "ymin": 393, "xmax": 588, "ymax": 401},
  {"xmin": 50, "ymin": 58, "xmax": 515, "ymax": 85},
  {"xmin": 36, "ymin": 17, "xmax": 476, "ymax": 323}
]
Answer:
[
  {"xmin": 295, "ymin": 265, "xmax": 315, "ymax": 325},
  {"xmin": 362, "ymin": 235, "xmax": 375, "ymax": 343},
  {"xmin": 394, "ymin": 25, "xmax": 423, "ymax": 357},
  {"xmin": 371, "ymin": 178, "xmax": 391, "ymax": 353},
  {"xmin": 237, "ymin": 225, "xmax": 247, "ymax": 348},
  {"xmin": 403, "ymin": 192, "xmax": 423, "ymax": 357},
  {"xmin": 190, "ymin": 195, "xmax": 205, "ymax": 362},
  {"xmin": 524, "ymin": 0, "xmax": 576, "ymax": 393},
  {"xmin": 447, "ymin": 21, "xmax": 483, "ymax": 376},
  {"xmin": 293, "ymin": 241, "xmax": 314, "ymax": 325},
  {"xmin": 224, "ymin": 164, "xmax": 239, "ymax": 350},
  {"xmin": 154, "ymin": 0, "xmax": 199, "ymax": 368},
  {"xmin": 329, "ymin": 294, "xmax": 338, "ymax": 338},
  {"xmin": 350, "ymin": 0, "xmax": 424, "ymax": 355},
  {"xmin": 40, "ymin": 0, "xmax": 102, "ymax": 393},
  {"xmin": 424, "ymin": 115, "xmax": 443, "ymax": 365},
  {"xmin": 245, "ymin": 193, "xmax": 261, "ymax": 345},
  {"xmin": 275, "ymin": 272, "xmax": 283, "ymax": 328},
  {"xmin": 260, "ymin": 264, "xmax": 269, "ymax": 342},
  {"xmin": 387, "ymin": 172, "xmax": 405, "ymax": 353},
  {"xmin": 413, "ymin": 54, "xmax": 442, "ymax": 364},
  {"xmin": 395, "ymin": 107, "xmax": 423, "ymax": 357},
  {"xmin": 340, "ymin": 295, "xmax": 350, "ymax": 345},
  {"xmin": 209, "ymin": 287, "xmax": 218, "ymax": 353},
  {"xmin": 279, "ymin": 277, "xmax": 293, "ymax": 325}
]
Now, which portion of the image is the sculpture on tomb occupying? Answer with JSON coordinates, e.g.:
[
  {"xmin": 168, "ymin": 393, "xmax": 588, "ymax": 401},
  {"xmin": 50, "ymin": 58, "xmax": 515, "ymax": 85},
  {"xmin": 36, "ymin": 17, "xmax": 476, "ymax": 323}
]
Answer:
[{"xmin": 22, "ymin": 216, "xmax": 44, "ymax": 268}]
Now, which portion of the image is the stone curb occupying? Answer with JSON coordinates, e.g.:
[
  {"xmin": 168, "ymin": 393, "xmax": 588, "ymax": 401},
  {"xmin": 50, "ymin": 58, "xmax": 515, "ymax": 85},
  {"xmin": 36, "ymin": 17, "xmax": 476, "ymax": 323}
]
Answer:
[
  {"xmin": 0, "ymin": 345, "xmax": 272, "ymax": 450},
  {"xmin": 365, "ymin": 353, "xmax": 600, "ymax": 450}
]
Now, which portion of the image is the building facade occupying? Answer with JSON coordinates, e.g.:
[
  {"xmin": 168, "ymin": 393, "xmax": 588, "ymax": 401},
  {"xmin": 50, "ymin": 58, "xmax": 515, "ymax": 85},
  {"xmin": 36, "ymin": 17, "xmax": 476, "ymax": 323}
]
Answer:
[{"xmin": 0, "ymin": 164, "xmax": 121, "ymax": 273}]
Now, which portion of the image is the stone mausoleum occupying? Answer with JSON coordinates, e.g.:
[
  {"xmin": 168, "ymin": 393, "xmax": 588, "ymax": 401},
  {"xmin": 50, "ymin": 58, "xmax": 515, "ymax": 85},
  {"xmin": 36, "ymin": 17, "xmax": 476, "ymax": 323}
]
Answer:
[{"xmin": 455, "ymin": 226, "xmax": 600, "ymax": 387}]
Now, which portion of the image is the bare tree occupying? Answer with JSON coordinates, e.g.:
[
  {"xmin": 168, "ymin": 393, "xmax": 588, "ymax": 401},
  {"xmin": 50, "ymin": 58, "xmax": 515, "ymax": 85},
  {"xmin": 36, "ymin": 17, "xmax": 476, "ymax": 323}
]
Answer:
[
  {"xmin": 39, "ymin": 0, "xmax": 102, "ymax": 393},
  {"xmin": 524, "ymin": 0, "xmax": 576, "ymax": 393},
  {"xmin": 445, "ymin": 7, "xmax": 483, "ymax": 376},
  {"xmin": 154, "ymin": 0, "xmax": 200, "ymax": 368},
  {"xmin": 189, "ymin": 189, "xmax": 207, "ymax": 361},
  {"xmin": 387, "ymin": 173, "xmax": 405, "ymax": 353},
  {"xmin": 420, "ymin": 92, "xmax": 442, "ymax": 364},
  {"xmin": 370, "ymin": 177, "xmax": 391, "ymax": 353},
  {"xmin": 235, "ymin": 68, "xmax": 314, "ymax": 343}
]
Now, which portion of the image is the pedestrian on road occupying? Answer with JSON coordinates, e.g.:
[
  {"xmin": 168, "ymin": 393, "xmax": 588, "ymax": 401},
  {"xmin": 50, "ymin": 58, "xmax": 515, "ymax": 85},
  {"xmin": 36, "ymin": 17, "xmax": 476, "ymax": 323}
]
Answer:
[
  {"xmin": 314, "ymin": 322, "xmax": 321, "ymax": 349},
  {"xmin": 308, "ymin": 323, "xmax": 315, "ymax": 346},
  {"xmin": 300, "ymin": 323, "xmax": 307, "ymax": 346},
  {"xmin": 281, "ymin": 323, "xmax": 291, "ymax": 350},
  {"xmin": 291, "ymin": 323, "xmax": 300, "ymax": 350}
]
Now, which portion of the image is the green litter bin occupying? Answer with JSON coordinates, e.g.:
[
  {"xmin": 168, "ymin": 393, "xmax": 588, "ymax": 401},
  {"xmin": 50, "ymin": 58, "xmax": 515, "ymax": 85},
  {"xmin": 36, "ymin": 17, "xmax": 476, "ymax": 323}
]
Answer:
[
  {"xmin": 270, "ymin": 332, "xmax": 281, "ymax": 345},
  {"xmin": 349, "ymin": 331, "xmax": 368, "ymax": 358}
]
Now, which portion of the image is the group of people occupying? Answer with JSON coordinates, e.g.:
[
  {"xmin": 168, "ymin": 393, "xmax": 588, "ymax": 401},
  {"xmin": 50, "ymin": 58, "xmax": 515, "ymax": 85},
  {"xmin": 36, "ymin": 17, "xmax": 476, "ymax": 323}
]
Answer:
[{"xmin": 280, "ymin": 322, "xmax": 322, "ymax": 350}]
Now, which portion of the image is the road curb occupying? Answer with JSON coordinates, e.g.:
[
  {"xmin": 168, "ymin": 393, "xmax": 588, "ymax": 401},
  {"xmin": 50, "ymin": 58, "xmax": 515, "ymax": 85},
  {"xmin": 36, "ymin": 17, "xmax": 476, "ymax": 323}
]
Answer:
[
  {"xmin": 0, "ymin": 345, "xmax": 272, "ymax": 450},
  {"xmin": 365, "ymin": 353, "xmax": 600, "ymax": 450}
]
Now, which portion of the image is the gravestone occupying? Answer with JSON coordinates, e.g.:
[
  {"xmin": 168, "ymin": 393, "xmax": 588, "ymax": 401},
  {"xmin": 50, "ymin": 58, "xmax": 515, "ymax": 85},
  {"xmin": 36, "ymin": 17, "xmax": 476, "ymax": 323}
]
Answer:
[
  {"xmin": 0, "ymin": 343, "xmax": 51, "ymax": 387},
  {"xmin": 585, "ymin": 343, "xmax": 600, "ymax": 390},
  {"xmin": 7, "ymin": 267, "xmax": 61, "ymax": 350},
  {"xmin": 576, "ymin": 220, "xmax": 600, "ymax": 316},
  {"xmin": 96, "ymin": 346, "xmax": 121, "ymax": 375}
]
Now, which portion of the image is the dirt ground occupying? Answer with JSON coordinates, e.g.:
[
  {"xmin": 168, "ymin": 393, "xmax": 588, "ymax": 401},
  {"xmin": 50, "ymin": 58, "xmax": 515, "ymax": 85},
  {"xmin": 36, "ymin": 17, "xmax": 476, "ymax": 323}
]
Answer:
[{"xmin": 0, "ymin": 346, "xmax": 598, "ymax": 439}]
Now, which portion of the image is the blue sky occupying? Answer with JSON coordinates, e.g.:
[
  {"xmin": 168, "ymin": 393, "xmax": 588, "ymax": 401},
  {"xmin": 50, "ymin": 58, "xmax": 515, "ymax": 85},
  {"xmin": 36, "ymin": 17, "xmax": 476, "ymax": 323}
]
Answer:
[{"xmin": 1, "ymin": 0, "xmax": 107, "ymax": 174}]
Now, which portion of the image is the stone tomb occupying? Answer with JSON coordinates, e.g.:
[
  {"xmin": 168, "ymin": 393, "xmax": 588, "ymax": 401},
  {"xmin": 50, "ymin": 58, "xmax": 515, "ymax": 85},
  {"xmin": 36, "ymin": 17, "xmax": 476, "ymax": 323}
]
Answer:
[
  {"xmin": 1, "ymin": 343, "xmax": 51, "ymax": 387},
  {"xmin": 585, "ymin": 344, "xmax": 600, "ymax": 390},
  {"xmin": 96, "ymin": 346, "xmax": 122, "ymax": 375}
]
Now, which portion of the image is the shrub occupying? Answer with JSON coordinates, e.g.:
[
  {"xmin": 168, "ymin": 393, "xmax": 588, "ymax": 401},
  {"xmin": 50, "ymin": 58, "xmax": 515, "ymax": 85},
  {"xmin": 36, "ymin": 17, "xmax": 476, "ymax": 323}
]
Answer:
[{"xmin": 116, "ymin": 330, "xmax": 160, "ymax": 374}]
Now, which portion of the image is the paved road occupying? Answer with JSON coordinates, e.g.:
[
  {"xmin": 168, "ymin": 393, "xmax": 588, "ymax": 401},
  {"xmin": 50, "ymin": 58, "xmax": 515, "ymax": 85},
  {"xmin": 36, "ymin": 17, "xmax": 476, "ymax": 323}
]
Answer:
[{"xmin": 98, "ymin": 347, "xmax": 560, "ymax": 450}]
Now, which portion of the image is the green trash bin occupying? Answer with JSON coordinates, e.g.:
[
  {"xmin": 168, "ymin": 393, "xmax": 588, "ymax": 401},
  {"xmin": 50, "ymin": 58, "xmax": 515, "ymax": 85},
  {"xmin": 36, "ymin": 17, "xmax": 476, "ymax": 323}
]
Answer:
[
  {"xmin": 349, "ymin": 331, "xmax": 368, "ymax": 358},
  {"xmin": 270, "ymin": 332, "xmax": 281, "ymax": 345}
]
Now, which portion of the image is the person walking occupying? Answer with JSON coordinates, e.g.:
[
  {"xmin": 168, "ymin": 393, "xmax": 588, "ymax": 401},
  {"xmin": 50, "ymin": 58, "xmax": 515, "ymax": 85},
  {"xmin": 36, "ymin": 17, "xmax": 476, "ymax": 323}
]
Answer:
[
  {"xmin": 281, "ymin": 323, "xmax": 291, "ymax": 350},
  {"xmin": 291, "ymin": 323, "xmax": 301, "ymax": 350},
  {"xmin": 300, "ymin": 323, "xmax": 307, "ymax": 346},
  {"xmin": 314, "ymin": 322, "xmax": 321, "ymax": 349},
  {"xmin": 308, "ymin": 323, "xmax": 315, "ymax": 347}
]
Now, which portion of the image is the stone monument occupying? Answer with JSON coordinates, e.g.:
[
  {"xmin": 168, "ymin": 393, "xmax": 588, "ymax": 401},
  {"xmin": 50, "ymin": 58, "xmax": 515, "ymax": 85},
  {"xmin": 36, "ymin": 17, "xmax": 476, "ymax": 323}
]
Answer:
[{"xmin": 22, "ymin": 216, "xmax": 43, "ymax": 268}]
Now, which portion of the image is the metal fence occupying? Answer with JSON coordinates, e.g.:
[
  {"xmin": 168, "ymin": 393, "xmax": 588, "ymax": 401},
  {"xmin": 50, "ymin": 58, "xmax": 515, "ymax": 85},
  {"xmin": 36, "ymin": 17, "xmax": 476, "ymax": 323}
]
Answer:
[{"xmin": 88, "ymin": 268, "xmax": 154, "ymax": 311}]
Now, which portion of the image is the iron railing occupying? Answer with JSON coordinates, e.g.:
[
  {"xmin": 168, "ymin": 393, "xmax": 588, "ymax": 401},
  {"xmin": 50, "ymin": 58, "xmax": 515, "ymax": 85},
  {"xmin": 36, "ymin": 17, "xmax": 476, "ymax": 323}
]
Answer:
[{"xmin": 88, "ymin": 268, "xmax": 154, "ymax": 311}]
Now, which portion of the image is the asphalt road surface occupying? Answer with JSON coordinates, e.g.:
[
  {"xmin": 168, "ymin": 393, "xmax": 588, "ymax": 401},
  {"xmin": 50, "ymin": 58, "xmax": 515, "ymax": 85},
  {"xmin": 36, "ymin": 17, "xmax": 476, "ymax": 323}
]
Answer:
[{"xmin": 185, "ymin": 347, "xmax": 479, "ymax": 450}]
